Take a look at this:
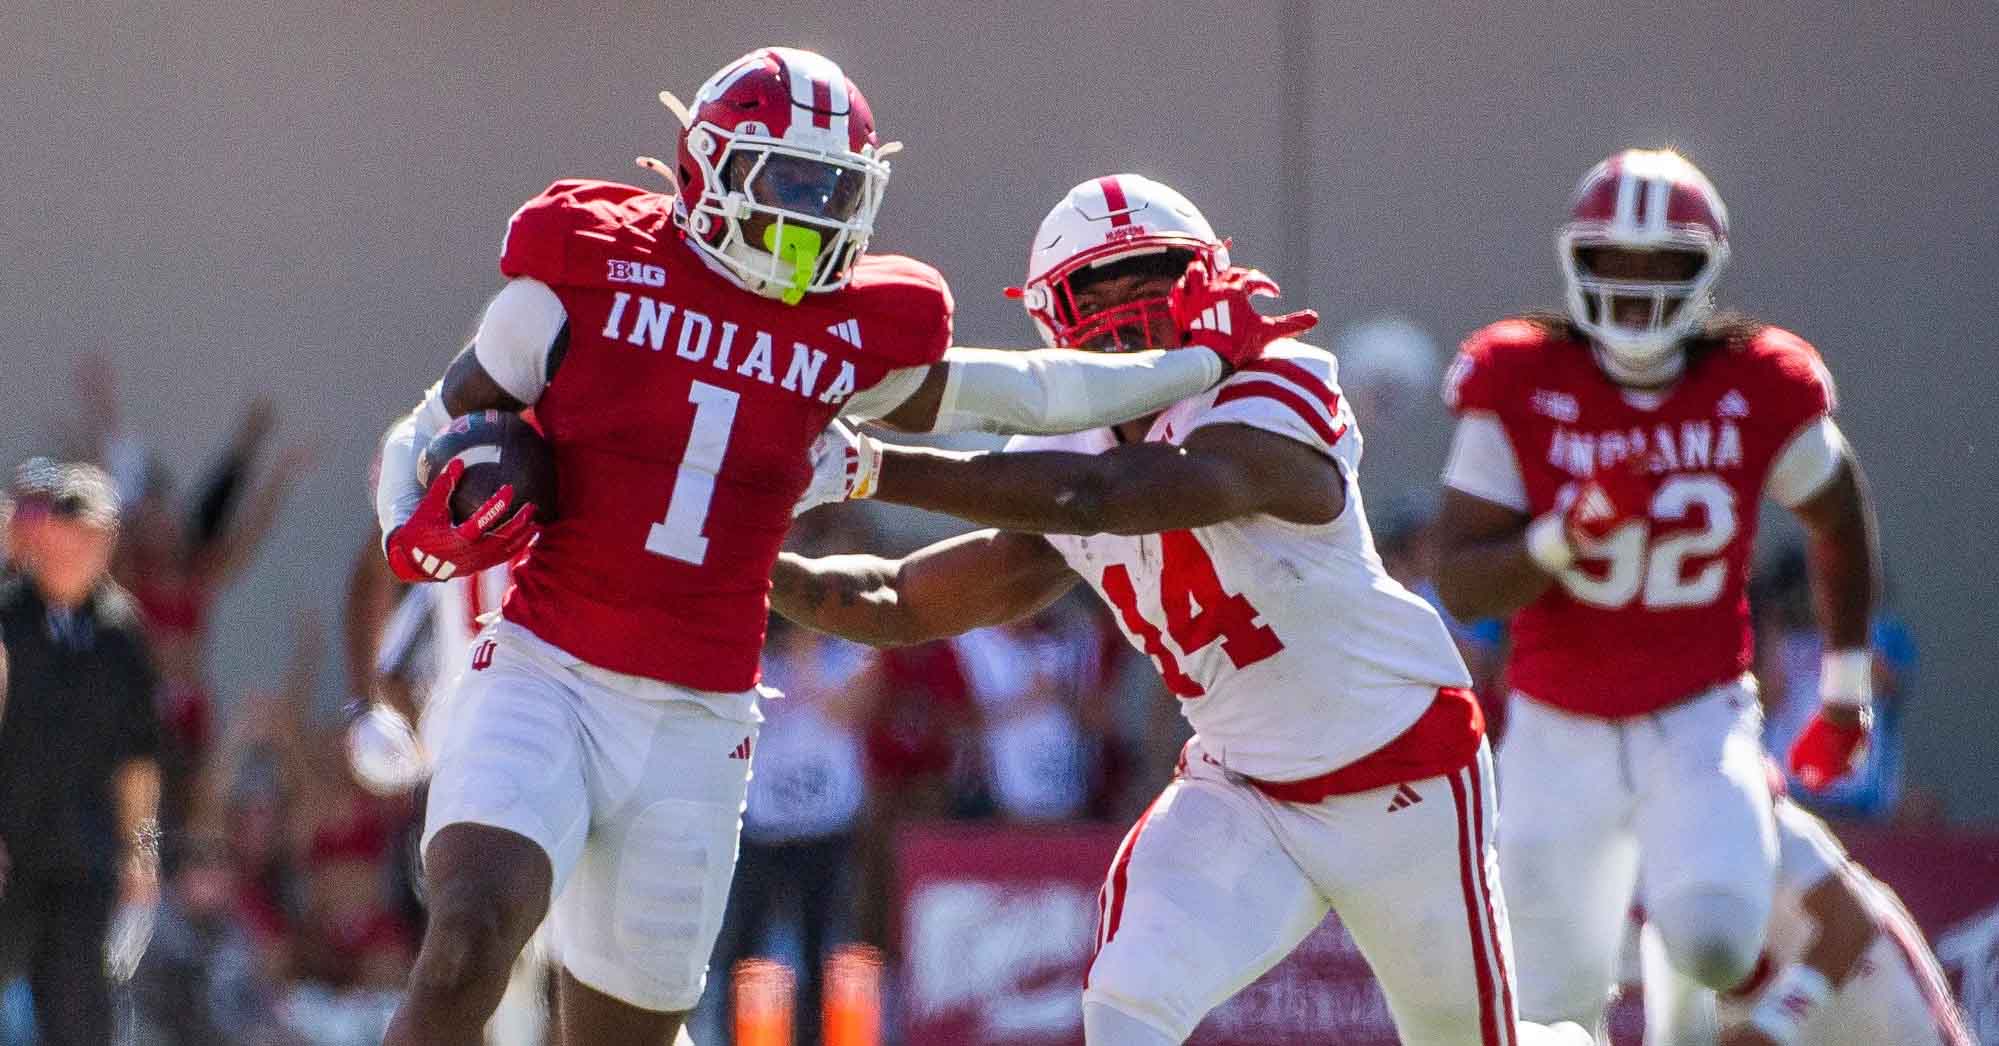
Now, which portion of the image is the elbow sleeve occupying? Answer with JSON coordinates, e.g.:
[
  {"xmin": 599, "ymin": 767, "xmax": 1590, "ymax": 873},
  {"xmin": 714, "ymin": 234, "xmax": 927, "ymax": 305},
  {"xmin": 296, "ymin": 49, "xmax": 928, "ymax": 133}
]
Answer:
[
  {"xmin": 373, "ymin": 382, "xmax": 452, "ymax": 539},
  {"xmin": 931, "ymin": 347, "xmax": 1222, "ymax": 434}
]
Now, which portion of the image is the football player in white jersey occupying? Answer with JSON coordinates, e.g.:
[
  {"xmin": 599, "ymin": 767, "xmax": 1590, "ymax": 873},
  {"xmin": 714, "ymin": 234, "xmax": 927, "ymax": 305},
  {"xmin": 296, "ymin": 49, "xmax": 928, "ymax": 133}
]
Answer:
[
  {"xmin": 778, "ymin": 175, "xmax": 1589, "ymax": 1046},
  {"xmin": 1642, "ymin": 771, "xmax": 1971, "ymax": 1046}
]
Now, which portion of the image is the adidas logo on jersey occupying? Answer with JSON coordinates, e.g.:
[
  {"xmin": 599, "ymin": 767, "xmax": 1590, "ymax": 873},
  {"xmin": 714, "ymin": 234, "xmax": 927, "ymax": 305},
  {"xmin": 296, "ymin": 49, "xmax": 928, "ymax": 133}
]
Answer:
[
  {"xmin": 826, "ymin": 318, "xmax": 863, "ymax": 348},
  {"xmin": 1717, "ymin": 389, "xmax": 1750, "ymax": 418},
  {"xmin": 1386, "ymin": 783, "xmax": 1423, "ymax": 812},
  {"xmin": 727, "ymin": 736, "xmax": 754, "ymax": 760}
]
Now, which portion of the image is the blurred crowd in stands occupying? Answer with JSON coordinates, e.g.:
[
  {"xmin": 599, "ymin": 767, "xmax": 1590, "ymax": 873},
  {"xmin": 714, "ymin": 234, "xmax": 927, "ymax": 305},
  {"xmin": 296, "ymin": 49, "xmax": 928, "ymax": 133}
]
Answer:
[{"xmin": 0, "ymin": 354, "xmax": 1940, "ymax": 1045}]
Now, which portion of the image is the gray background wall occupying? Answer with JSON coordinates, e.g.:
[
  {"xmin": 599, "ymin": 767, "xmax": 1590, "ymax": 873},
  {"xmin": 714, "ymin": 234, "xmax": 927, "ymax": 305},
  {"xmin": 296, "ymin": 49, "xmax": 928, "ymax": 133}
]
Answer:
[{"xmin": 3, "ymin": 3, "xmax": 1993, "ymax": 815}]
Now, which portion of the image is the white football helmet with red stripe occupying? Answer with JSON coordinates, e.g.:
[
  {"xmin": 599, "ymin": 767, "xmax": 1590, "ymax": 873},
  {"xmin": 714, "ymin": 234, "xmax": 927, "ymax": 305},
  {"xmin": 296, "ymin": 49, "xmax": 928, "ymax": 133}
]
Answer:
[
  {"xmin": 1013, "ymin": 174, "xmax": 1229, "ymax": 348},
  {"xmin": 669, "ymin": 47, "xmax": 894, "ymax": 303},
  {"xmin": 1559, "ymin": 149, "xmax": 1731, "ymax": 382}
]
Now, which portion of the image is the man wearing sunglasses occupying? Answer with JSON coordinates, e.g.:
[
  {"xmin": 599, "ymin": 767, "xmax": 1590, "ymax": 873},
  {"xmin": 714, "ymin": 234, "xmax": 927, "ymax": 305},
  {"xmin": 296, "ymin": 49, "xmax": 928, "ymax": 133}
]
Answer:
[{"xmin": 0, "ymin": 463, "xmax": 163, "ymax": 1046}]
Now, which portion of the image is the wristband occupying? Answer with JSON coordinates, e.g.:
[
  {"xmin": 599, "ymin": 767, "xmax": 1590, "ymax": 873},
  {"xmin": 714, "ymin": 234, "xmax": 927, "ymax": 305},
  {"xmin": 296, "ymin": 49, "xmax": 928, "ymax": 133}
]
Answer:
[
  {"xmin": 850, "ymin": 432, "xmax": 883, "ymax": 501},
  {"xmin": 1525, "ymin": 512, "xmax": 1576, "ymax": 573},
  {"xmin": 129, "ymin": 819, "xmax": 163, "ymax": 863},
  {"xmin": 1747, "ymin": 964, "xmax": 1831, "ymax": 1045},
  {"xmin": 1819, "ymin": 648, "xmax": 1873, "ymax": 708}
]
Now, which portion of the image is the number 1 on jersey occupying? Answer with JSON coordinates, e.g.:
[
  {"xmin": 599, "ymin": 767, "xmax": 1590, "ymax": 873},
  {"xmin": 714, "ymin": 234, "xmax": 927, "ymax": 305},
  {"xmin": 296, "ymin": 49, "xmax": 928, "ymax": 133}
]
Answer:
[{"xmin": 644, "ymin": 381, "xmax": 740, "ymax": 565}]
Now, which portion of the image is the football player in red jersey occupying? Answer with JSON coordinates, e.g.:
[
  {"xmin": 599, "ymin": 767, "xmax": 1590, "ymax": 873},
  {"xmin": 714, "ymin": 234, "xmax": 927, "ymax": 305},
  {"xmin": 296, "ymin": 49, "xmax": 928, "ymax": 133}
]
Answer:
[
  {"xmin": 369, "ymin": 49, "xmax": 1298, "ymax": 1046},
  {"xmin": 775, "ymin": 175, "xmax": 1595, "ymax": 1046},
  {"xmin": 1430, "ymin": 149, "xmax": 1883, "ymax": 1037}
]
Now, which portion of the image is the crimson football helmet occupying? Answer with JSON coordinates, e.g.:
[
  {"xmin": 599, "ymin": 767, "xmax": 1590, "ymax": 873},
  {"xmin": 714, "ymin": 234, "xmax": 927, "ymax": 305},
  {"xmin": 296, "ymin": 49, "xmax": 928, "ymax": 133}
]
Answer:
[
  {"xmin": 660, "ymin": 48, "xmax": 894, "ymax": 304},
  {"xmin": 1559, "ymin": 149, "xmax": 1731, "ymax": 383},
  {"xmin": 1011, "ymin": 174, "xmax": 1229, "ymax": 349}
]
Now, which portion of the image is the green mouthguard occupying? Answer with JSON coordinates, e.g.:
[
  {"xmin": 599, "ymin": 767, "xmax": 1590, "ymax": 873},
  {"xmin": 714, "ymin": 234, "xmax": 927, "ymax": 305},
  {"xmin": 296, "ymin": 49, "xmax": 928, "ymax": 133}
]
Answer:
[{"xmin": 763, "ymin": 223, "xmax": 822, "ymax": 305}]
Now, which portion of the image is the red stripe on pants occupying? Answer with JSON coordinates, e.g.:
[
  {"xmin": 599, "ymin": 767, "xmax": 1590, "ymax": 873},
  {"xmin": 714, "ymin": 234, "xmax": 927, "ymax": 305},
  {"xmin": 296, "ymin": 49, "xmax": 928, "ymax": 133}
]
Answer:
[
  {"xmin": 1448, "ymin": 769, "xmax": 1505, "ymax": 1046},
  {"xmin": 1467, "ymin": 759, "xmax": 1517, "ymax": 1045},
  {"xmin": 1087, "ymin": 797, "xmax": 1160, "ymax": 988},
  {"xmin": 1866, "ymin": 876, "xmax": 1973, "ymax": 1046}
]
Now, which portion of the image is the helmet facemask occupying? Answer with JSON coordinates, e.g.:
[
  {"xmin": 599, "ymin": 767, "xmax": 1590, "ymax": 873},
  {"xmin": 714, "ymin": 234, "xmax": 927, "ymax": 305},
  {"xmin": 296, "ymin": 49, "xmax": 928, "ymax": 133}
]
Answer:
[
  {"xmin": 1020, "ymin": 244, "xmax": 1214, "ymax": 350},
  {"xmin": 1559, "ymin": 226, "xmax": 1730, "ymax": 385},
  {"xmin": 681, "ymin": 126, "xmax": 890, "ymax": 304}
]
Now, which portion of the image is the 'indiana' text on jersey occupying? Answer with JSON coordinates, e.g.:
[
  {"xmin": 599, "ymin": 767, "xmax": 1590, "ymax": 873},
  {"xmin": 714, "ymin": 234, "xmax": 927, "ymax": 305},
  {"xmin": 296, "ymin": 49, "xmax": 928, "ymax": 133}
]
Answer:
[
  {"xmin": 600, "ymin": 291, "xmax": 860, "ymax": 407},
  {"xmin": 1546, "ymin": 419, "xmax": 1745, "ymax": 477},
  {"xmin": 493, "ymin": 180, "xmax": 951, "ymax": 692}
]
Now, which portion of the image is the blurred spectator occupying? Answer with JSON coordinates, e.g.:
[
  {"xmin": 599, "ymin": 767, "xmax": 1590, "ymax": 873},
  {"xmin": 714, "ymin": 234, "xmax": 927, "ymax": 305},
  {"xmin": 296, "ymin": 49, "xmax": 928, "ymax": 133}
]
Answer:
[
  {"xmin": 60, "ymin": 357, "xmax": 318, "ymax": 841},
  {"xmin": 128, "ymin": 835, "xmax": 293, "ymax": 1045},
  {"xmin": 1329, "ymin": 315, "xmax": 1445, "ymax": 432},
  {"xmin": 953, "ymin": 598, "xmax": 1110, "ymax": 822},
  {"xmin": 1373, "ymin": 495, "xmax": 1510, "ymax": 735},
  {"xmin": 1753, "ymin": 542, "xmax": 1924, "ymax": 820},
  {"xmin": 190, "ymin": 609, "xmax": 417, "ymax": 1045},
  {"xmin": 2, "ymin": 459, "xmax": 63, "ymax": 576},
  {"xmin": 856, "ymin": 637, "xmax": 974, "ymax": 950},
  {"xmin": 0, "ymin": 463, "xmax": 162, "ymax": 1046},
  {"xmin": 702, "ymin": 614, "xmax": 873, "ymax": 1046}
]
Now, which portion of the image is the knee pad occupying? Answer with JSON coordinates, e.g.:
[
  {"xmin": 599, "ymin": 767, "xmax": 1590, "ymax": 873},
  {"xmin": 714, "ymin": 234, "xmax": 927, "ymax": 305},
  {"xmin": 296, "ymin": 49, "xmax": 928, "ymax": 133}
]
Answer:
[
  {"xmin": 1648, "ymin": 888, "xmax": 1765, "ymax": 989},
  {"xmin": 557, "ymin": 798, "xmax": 740, "ymax": 1013},
  {"xmin": 1081, "ymin": 928, "xmax": 1207, "ymax": 1043}
]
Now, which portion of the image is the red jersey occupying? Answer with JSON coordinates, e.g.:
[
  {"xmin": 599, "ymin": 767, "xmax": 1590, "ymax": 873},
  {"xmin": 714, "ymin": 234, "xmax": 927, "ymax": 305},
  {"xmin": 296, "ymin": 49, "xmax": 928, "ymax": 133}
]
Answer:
[
  {"xmin": 1446, "ymin": 319, "xmax": 1835, "ymax": 718},
  {"xmin": 497, "ymin": 180, "xmax": 951, "ymax": 690}
]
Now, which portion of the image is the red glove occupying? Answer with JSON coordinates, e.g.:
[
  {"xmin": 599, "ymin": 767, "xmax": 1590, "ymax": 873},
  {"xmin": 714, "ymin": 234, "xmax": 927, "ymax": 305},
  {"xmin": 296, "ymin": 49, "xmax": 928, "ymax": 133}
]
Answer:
[
  {"xmin": 384, "ymin": 458, "xmax": 537, "ymax": 583},
  {"xmin": 1788, "ymin": 709, "xmax": 1871, "ymax": 791},
  {"xmin": 1169, "ymin": 264, "xmax": 1320, "ymax": 371}
]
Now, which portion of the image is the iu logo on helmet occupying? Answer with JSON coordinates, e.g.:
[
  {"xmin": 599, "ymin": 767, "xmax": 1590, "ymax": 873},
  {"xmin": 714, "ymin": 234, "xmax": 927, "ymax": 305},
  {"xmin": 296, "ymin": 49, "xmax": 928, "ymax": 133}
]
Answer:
[{"xmin": 470, "ymin": 639, "xmax": 497, "ymax": 671}]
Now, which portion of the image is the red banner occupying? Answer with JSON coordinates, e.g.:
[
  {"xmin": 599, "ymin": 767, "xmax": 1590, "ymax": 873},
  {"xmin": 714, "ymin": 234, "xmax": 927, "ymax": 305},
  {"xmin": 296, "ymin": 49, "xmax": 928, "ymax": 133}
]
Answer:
[{"xmin": 896, "ymin": 820, "xmax": 1999, "ymax": 1045}]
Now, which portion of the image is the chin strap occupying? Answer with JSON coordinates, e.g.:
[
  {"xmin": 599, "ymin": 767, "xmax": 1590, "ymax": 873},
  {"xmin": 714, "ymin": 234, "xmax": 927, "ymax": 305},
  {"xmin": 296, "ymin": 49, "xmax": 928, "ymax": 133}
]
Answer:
[{"xmin": 1591, "ymin": 341, "xmax": 1685, "ymax": 387}]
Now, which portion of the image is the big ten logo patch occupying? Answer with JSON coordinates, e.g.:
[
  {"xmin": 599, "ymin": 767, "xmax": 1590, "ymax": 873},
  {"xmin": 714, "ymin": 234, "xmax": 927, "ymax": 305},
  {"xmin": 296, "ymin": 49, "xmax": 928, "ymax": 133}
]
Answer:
[{"xmin": 608, "ymin": 259, "xmax": 668, "ymax": 287}]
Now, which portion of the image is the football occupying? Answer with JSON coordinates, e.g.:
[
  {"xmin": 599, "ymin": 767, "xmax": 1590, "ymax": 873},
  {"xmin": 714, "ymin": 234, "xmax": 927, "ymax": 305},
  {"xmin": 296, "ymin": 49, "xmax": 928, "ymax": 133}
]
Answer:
[{"xmin": 416, "ymin": 410, "xmax": 557, "ymax": 526}]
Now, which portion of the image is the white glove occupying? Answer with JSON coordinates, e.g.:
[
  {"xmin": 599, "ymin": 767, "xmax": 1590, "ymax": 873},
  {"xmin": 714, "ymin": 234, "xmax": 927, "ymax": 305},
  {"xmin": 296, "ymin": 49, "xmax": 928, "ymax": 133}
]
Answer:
[
  {"xmin": 794, "ymin": 420, "xmax": 882, "ymax": 516},
  {"xmin": 345, "ymin": 703, "xmax": 428, "ymax": 797}
]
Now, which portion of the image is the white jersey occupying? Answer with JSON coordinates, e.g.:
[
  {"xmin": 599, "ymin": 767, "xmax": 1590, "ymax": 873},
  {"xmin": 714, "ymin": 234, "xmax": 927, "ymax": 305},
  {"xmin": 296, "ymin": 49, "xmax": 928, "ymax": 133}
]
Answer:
[
  {"xmin": 1006, "ymin": 341, "xmax": 1470, "ymax": 782},
  {"xmin": 1717, "ymin": 799, "xmax": 1971, "ymax": 1045}
]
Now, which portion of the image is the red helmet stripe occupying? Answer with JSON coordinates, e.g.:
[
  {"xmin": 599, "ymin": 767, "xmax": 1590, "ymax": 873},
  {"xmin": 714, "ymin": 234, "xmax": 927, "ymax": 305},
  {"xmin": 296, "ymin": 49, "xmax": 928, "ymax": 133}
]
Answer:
[
  {"xmin": 810, "ymin": 77, "xmax": 834, "ymax": 129},
  {"xmin": 1098, "ymin": 176, "xmax": 1134, "ymax": 227}
]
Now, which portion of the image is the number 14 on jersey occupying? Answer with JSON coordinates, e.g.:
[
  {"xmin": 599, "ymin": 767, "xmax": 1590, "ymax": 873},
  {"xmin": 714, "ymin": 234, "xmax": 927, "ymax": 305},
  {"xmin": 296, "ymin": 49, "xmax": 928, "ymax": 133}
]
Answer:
[{"xmin": 1101, "ymin": 530, "xmax": 1283, "ymax": 698}]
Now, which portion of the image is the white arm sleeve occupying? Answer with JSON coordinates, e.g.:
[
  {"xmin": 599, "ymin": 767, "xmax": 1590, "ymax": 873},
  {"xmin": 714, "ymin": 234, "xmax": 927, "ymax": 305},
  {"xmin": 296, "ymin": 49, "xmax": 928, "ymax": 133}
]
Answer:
[
  {"xmin": 838, "ymin": 364, "xmax": 930, "ymax": 422},
  {"xmin": 1441, "ymin": 411, "xmax": 1530, "ymax": 512},
  {"xmin": 373, "ymin": 584, "xmax": 437, "ymax": 679},
  {"xmin": 373, "ymin": 381, "xmax": 454, "ymax": 538},
  {"xmin": 927, "ymin": 346, "xmax": 1224, "ymax": 435},
  {"xmin": 473, "ymin": 277, "xmax": 568, "ymax": 404},
  {"xmin": 1773, "ymin": 799, "xmax": 1847, "ymax": 896},
  {"xmin": 1766, "ymin": 415, "xmax": 1846, "ymax": 508}
]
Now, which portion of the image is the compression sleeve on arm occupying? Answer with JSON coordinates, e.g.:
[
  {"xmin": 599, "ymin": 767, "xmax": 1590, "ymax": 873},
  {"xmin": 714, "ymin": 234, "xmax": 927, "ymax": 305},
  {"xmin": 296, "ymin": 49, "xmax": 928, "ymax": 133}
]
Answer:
[
  {"xmin": 1765, "ymin": 415, "xmax": 1846, "ymax": 508},
  {"xmin": 473, "ymin": 277, "xmax": 568, "ymax": 404},
  {"xmin": 839, "ymin": 364, "xmax": 930, "ymax": 422},
  {"xmin": 1441, "ymin": 411, "xmax": 1530, "ymax": 511},
  {"xmin": 928, "ymin": 346, "xmax": 1224, "ymax": 434},
  {"xmin": 373, "ymin": 381, "xmax": 454, "ymax": 540}
]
